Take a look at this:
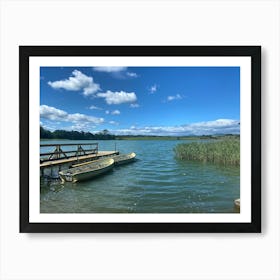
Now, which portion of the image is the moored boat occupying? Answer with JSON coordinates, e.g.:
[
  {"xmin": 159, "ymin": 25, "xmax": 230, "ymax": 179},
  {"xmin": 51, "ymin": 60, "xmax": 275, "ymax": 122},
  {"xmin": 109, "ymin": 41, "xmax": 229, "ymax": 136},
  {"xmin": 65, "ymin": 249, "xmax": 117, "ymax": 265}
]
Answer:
[
  {"xmin": 234, "ymin": 198, "xmax": 240, "ymax": 209},
  {"xmin": 111, "ymin": 152, "xmax": 136, "ymax": 165},
  {"xmin": 72, "ymin": 152, "xmax": 136, "ymax": 168},
  {"xmin": 59, "ymin": 158, "xmax": 114, "ymax": 183}
]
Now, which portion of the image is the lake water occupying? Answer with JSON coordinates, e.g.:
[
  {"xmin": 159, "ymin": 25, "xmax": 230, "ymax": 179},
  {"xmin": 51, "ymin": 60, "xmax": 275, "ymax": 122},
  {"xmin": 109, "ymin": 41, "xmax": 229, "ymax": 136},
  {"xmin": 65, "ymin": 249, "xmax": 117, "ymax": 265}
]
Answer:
[{"xmin": 40, "ymin": 140, "xmax": 240, "ymax": 213}]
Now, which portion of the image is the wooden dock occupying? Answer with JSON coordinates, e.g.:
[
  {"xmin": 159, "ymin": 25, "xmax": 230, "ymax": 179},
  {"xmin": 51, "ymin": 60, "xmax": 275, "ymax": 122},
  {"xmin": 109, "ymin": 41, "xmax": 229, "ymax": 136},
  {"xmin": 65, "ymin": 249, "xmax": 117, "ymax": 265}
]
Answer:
[
  {"xmin": 40, "ymin": 143, "xmax": 119, "ymax": 176},
  {"xmin": 40, "ymin": 151, "xmax": 119, "ymax": 168}
]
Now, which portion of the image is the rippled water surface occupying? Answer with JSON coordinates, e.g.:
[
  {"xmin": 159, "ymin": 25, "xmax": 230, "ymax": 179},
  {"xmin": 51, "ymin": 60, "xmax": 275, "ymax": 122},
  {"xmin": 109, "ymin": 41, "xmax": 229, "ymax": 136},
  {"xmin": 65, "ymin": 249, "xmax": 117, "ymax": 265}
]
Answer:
[{"xmin": 40, "ymin": 140, "xmax": 240, "ymax": 213}]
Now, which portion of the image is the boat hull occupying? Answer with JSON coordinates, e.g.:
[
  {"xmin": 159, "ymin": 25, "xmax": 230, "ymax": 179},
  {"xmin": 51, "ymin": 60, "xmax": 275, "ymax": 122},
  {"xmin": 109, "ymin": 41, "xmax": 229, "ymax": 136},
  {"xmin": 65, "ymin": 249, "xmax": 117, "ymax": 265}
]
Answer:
[
  {"xmin": 113, "ymin": 152, "xmax": 136, "ymax": 165},
  {"xmin": 72, "ymin": 152, "xmax": 136, "ymax": 167},
  {"xmin": 73, "ymin": 163, "xmax": 113, "ymax": 182},
  {"xmin": 59, "ymin": 158, "xmax": 114, "ymax": 183},
  {"xmin": 234, "ymin": 198, "xmax": 240, "ymax": 209}
]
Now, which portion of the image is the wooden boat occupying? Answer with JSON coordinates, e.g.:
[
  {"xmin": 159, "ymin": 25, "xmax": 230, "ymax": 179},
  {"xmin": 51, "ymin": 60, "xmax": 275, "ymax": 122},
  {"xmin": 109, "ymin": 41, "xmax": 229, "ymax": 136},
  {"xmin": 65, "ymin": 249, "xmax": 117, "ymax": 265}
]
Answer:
[
  {"xmin": 59, "ymin": 158, "xmax": 114, "ymax": 183},
  {"xmin": 72, "ymin": 152, "xmax": 136, "ymax": 168},
  {"xmin": 111, "ymin": 152, "xmax": 136, "ymax": 165},
  {"xmin": 234, "ymin": 198, "xmax": 240, "ymax": 209}
]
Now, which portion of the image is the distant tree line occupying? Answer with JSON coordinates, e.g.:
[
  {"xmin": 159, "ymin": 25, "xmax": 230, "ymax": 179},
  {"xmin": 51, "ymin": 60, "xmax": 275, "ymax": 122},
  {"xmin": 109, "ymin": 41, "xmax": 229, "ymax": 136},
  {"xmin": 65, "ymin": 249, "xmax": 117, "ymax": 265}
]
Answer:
[
  {"xmin": 40, "ymin": 126, "xmax": 115, "ymax": 140},
  {"xmin": 41, "ymin": 126, "xmax": 240, "ymax": 141}
]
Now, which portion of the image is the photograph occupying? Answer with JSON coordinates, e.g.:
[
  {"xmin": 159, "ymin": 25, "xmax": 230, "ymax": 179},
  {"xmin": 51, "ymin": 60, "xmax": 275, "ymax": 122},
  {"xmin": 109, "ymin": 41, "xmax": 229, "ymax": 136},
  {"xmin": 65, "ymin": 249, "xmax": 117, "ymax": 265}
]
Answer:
[{"xmin": 40, "ymin": 66, "xmax": 241, "ymax": 214}]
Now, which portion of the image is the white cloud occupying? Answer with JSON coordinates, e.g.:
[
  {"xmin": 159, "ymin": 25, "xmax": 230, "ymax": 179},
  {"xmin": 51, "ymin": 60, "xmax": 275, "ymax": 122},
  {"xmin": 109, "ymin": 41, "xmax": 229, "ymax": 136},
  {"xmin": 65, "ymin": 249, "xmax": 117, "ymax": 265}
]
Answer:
[
  {"xmin": 93, "ymin": 67, "xmax": 138, "ymax": 79},
  {"xmin": 126, "ymin": 72, "xmax": 138, "ymax": 78},
  {"xmin": 93, "ymin": 67, "xmax": 127, "ymax": 73},
  {"xmin": 67, "ymin": 123, "xmax": 95, "ymax": 131},
  {"xmin": 109, "ymin": 121, "xmax": 119, "ymax": 125},
  {"xmin": 97, "ymin": 90, "xmax": 137, "ymax": 105},
  {"xmin": 40, "ymin": 122, "xmax": 58, "ymax": 132},
  {"xmin": 188, "ymin": 119, "xmax": 239, "ymax": 132},
  {"xmin": 148, "ymin": 84, "xmax": 158, "ymax": 94},
  {"xmin": 130, "ymin": 103, "xmax": 140, "ymax": 108},
  {"xmin": 109, "ymin": 119, "xmax": 240, "ymax": 136},
  {"xmin": 111, "ymin": 110, "xmax": 120, "ymax": 115},
  {"xmin": 40, "ymin": 105, "xmax": 104, "ymax": 129},
  {"xmin": 48, "ymin": 70, "xmax": 100, "ymax": 97},
  {"xmin": 167, "ymin": 94, "xmax": 183, "ymax": 101},
  {"xmin": 89, "ymin": 105, "xmax": 102, "ymax": 110},
  {"xmin": 104, "ymin": 110, "xmax": 121, "ymax": 115},
  {"xmin": 66, "ymin": 113, "xmax": 103, "ymax": 124},
  {"xmin": 40, "ymin": 105, "xmax": 68, "ymax": 121}
]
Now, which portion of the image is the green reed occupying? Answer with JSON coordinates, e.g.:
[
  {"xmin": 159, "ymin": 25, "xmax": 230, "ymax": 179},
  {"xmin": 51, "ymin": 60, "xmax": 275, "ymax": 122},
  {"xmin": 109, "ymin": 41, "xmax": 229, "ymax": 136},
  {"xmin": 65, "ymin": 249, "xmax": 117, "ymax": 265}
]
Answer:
[{"xmin": 174, "ymin": 138, "xmax": 240, "ymax": 166}]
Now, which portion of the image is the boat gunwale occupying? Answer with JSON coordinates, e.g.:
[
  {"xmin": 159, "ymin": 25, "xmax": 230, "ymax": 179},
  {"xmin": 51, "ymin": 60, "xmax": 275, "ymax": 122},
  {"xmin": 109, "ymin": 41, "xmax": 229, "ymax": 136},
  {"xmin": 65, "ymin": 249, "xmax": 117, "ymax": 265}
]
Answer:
[
  {"xmin": 59, "ymin": 158, "xmax": 114, "ymax": 177},
  {"xmin": 71, "ymin": 152, "xmax": 136, "ymax": 168},
  {"xmin": 113, "ymin": 152, "xmax": 136, "ymax": 160}
]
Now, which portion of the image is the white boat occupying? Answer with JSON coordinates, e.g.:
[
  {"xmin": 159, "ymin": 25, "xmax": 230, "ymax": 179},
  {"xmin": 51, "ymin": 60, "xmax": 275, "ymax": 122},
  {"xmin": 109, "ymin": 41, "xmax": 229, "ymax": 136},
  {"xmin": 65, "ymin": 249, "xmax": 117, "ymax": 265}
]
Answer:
[{"xmin": 59, "ymin": 158, "xmax": 114, "ymax": 183}]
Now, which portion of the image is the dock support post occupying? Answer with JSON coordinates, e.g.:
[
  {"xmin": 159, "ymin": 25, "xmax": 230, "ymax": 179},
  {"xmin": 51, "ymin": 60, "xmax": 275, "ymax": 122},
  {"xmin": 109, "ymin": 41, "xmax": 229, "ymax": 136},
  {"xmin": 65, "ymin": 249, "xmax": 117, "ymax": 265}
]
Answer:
[{"xmin": 50, "ymin": 165, "xmax": 54, "ymax": 178}]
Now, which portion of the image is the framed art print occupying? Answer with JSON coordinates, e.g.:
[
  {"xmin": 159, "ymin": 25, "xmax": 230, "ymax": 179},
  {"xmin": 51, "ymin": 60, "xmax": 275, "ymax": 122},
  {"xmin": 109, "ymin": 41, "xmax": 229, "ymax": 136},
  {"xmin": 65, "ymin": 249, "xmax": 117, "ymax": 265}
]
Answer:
[{"xmin": 19, "ymin": 46, "xmax": 261, "ymax": 233}]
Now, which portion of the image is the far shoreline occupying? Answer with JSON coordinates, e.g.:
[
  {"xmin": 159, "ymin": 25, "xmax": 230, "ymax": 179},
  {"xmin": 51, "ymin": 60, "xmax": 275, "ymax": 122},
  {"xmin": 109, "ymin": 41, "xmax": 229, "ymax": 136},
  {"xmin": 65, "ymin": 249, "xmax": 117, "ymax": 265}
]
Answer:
[{"xmin": 40, "ymin": 135, "xmax": 240, "ymax": 141}]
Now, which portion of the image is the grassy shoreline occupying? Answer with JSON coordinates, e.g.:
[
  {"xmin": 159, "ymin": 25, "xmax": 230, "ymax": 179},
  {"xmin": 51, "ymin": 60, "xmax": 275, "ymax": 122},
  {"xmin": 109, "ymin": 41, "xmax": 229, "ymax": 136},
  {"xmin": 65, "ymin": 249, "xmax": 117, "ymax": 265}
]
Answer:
[{"xmin": 174, "ymin": 138, "xmax": 240, "ymax": 166}]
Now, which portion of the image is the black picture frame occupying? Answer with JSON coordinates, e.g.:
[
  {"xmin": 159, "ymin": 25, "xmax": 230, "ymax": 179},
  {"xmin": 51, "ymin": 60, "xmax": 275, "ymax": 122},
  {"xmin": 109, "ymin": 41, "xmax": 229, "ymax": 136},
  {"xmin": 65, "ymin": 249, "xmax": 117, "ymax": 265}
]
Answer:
[{"xmin": 20, "ymin": 46, "xmax": 261, "ymax": 233}]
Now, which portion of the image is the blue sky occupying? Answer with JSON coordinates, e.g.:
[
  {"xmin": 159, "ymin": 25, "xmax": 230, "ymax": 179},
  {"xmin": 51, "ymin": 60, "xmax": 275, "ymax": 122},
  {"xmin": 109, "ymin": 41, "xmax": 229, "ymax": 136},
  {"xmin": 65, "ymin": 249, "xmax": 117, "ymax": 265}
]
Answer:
[{"xmin": 40, "ymin": 66, "xmax": 240, "ymax": 136}]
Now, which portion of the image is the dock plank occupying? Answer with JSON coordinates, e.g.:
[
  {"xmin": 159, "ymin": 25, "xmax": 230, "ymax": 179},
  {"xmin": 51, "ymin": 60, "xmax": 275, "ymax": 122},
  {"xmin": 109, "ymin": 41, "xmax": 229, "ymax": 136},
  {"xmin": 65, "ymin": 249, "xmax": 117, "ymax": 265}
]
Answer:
[{"xmin": 40, "ymin": 151, "xmax": 119, "ymax": 168}]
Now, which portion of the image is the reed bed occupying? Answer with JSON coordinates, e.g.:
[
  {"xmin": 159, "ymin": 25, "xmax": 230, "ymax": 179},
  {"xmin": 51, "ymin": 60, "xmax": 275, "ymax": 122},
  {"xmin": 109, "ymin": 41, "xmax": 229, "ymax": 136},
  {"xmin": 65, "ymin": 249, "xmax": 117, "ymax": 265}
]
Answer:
[{"xmin": 174, "ymin": 139, "xmax": 240, "ymax": 166}]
